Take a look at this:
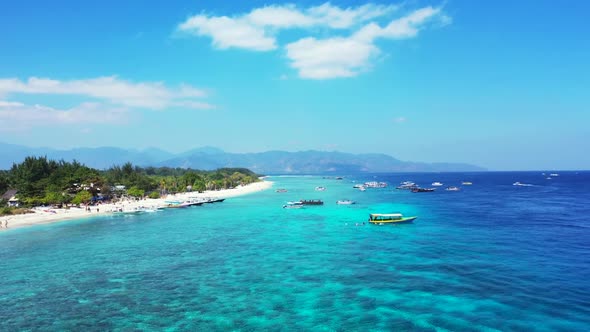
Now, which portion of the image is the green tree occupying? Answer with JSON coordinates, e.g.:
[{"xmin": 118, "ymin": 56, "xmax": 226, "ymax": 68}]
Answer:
[
  {"xmin": 193, "ymin": 178, "xmax": 206, "ymax": 192},
  {"xmin": 0, "ymin": 172, "xmax": 9, "ymax": 194},
  {"xmin": 72, "ymin": 190, "xmax": 92, "ymax": 205},
  {"xmin": 43, "ymin": 191, "xmax": 67, "ymax": 205},
  {"xmin": 10, "ymin": 156, "xmax": 58, "ymax": 199},
  {"xmin": 127, "ymin": 186, "xmax": 145, "ymax": 198}
]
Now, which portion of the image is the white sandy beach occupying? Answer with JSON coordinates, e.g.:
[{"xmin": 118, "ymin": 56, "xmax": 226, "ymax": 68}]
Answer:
[{"xmin": 1, "ymin": 180, "xmax": 273, "ymax": 231}]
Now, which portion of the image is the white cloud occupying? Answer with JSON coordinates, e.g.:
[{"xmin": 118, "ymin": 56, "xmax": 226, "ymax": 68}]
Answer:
[
  {"xmin": 179, "ymin": 15, "xmax": 276, "ymax": 51},
  {"xmin": 0, "ymin": 101, "xmax": 128, "ymax": 131},
  {"xmin": 247, "ymin": 5, "xmax": 314, "ymax": 28},
  {"xmin": 381, "ymin": 6, "xmax": 441, "ymax": 38},
  {"xmin": 0, "ymin": 100, "xmax": 24, "ymax": 107},
  {"xmin": 286, "ymin": 6, "xmax": 445, "ymax": 79},
  {"xmin": 0, "ymin": 76, "xmax": 211, "ymax": 110},
  {"xmin": 307, "ymin": 3, "xmax": 398, "ymax": 29},
  {"xmin": 286, "ymin": 37, "xmax": 379, "ymax": 79},
  {"xmin": 178, "ymin": 3, "xmax": 449, "ymax": 79},
  {"xmin": 177, "ymin": 2, "xmax": 398, "ymax": 51}
]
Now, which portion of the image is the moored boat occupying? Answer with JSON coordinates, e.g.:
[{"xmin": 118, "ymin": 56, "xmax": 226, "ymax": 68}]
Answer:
[
  {"xmin": 368, "ymin": 213, "xmax": 417, "ymax": 225},
  {"xmin": 445, "ymin": 186, "xmax": 460, "ymax": 191},
  {"xmin": 315, "ymin": 186, "xmax": 326, "ymax": 191},
  {"xmin": 431, "ymin": 182, "xmax": 443, "ymax": 186},
  {"xmin": 300, "ymin": 199, "xmax": 324, "ymax": 205},
  {"xmin": 283, "ymin": 201, "xmax": 303, "ymax": 209},
  {"xmin": 396, "ymin": 181, "xmax": 417, "ymax": 190},
  {"xmin": 337, "ymin": 199, "xmax": 355, "ymax": 205},
  {"xmin": 167, "ymin": 202, "xmax": 192, "ymax": 208},
  {"xmin": 364, "ymin": 181, "xmax": 387, "ymax": 188},
  {"xmin": 411, "ymin": 188, "xmax": 436, "ymax": 193},
  {"xmin": 461, "ymin": 181, "xmax": 473, "ymax": 185},
  {"xmin": 202, "ymin": 197, "xmax": 226, "ymax": 203}
]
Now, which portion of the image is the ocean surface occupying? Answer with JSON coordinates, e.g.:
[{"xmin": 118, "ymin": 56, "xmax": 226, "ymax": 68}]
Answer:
[{"xmin": 1, "ymin": 172, "xmax": 589, "ymax": 331}]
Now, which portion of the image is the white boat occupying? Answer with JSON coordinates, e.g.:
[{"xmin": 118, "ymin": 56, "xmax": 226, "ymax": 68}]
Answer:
[
  {"xmin": 283, "ymin": 204, "xmax": 303, "ymax": 209},
  {"xmin": 358, "ymin": 186, "xmax": 366, "ymax": 191},
  {"xmin": 364, "ymin": 181, "xmax": 387, "ymax": 188},
  {"xmin": 461, "ymin": 181, "xmax": 473, "ymax": 185},
  {"xmin": 283, "ymin": 201, "xmax": 304, "ymax": 209},
  {"xmin": 513, "ymin": 182, "xmax": 533, "ymax": 187},
  {"xmin": 396, "ymin": 181, "xmax": 417, "ymax": 190},
  {"xmin": 550, "ymin": 173, "xmax": 559, "ymax": 177},
  {"xmin": 431, "ymin": 182, "xmax": 443, "ymax": 186},
  {"xmin": 315, "ymin": 186, "xmax": 326, "ymax": 191},
  {"xmin": 337, "ymin": 200, "xmax": 355, "ymax": 205},
  {"xmin": 445, "ymin": 186, "xmax": 460, "ymax": 191}
]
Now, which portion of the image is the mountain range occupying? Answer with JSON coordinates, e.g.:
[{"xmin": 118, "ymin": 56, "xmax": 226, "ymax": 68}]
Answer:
[{"xmin": 0, "ymin": 142, "xmax": 485, "ymax": 173}]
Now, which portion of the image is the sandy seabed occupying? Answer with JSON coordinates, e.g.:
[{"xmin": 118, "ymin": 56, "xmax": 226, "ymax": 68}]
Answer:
[{"xmin": 1, "ymin": 180, "xmax": 273, "ymax": 230}]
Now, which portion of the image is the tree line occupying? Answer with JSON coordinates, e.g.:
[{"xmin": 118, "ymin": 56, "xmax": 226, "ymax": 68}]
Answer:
[{"xmin": 0, "ymin": 156, "xmax": 261, "ymax": 207}]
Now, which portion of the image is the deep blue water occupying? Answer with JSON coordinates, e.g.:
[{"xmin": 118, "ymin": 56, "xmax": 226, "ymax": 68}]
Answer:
[{"xmin": 1, "ymin": 172, "xmax": 589, "ymax": 331}]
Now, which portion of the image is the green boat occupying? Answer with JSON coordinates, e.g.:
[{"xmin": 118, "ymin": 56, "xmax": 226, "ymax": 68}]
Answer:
[{"xmin": 368, "ymin": 213, "xmax": 417, "ymax": 225}]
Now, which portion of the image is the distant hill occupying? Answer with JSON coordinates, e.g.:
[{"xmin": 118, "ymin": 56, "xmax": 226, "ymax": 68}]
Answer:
[{"xmin": 0, "ymin": 142, "xmax": 486, "ymax": 173}]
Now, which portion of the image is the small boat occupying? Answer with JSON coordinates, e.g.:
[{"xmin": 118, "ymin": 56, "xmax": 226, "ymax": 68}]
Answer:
[
  {"xmin": 364, "ymin": 181, "xmax": 387, "ymax": 188},
  {"xmin": 396, "ymin": 181, "xmax": 417, "ymax": 190},
  {"xmin": 445, "ymin": 186, "xmax": 460, "ymax": 191},
  {"xmin": 412, "ymin": 188, "xmax": 436, "ymax": 193},
  {"xmin": 283, "ymin": 201, "xmax": 303, "ymax": 209},
  {"xmin": 167, "ymin": 202, "xmax": 192, "ymax": 208},
  {"xmin": 337, "ymin": 200, "xmax": 355, "ymax": 205},
  {"xmin": 461, "ymin": 181, "xmax": 473, "ymax": 185},
  {"xmin": 283, "ymin": 204, "xmax": 303, "ymax": 209},
  {"xmin": 203, "ymin": 198, "xmax": 226, "ymax": 203},
  {"xmin": 315, "ymin": 186, "xmax": 326, "ymax": 191},
  {"xmin": 336, "ymin": 177, "xmax": 343, "ymax": 180},
  {"xmin": 275, "ymin": 189, "xmax": 288, "ymax": 193},
  {"xmin": 431, "ymin": 182, "xmax": 443, "ymax": 186},
  {"xmin": 353, "ymin": 184, "xmax": 367, "ymax": 191},
  {"xmin": 300, "ymin": 199, "xmax": 324, "ymax": 205},
  {"xmin": 368, "ymin": 213, "xmax": 417, "ymax": 225},
  {"xmin": 513, "ymin": 182, "xmax": 533, "ymax": 187},
  {"xmin": 550, "ymin": 173, "xmax": 559, "ymax": 177}
]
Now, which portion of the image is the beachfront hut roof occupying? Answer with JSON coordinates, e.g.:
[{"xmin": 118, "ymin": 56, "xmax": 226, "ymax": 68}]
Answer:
[{"xmin": 1, "ymin": 189, "xmax": 17, "ymax": 201}]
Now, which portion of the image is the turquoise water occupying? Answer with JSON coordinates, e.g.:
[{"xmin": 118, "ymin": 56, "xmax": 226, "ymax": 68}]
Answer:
[{"xmin": 1, "ymin": 173, "xmax": 589, "ymax": 331}]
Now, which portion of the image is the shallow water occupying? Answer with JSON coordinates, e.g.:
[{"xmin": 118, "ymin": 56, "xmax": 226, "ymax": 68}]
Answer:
[{"xmin": 1, "ymin": 172, "xmax": 589, "ymax": 331}]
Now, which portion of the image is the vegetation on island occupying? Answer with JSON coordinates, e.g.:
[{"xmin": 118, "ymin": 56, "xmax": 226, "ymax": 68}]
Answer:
[{"xmin": 0, "ymin": 156, "xmax": 261, "ymax": 215}]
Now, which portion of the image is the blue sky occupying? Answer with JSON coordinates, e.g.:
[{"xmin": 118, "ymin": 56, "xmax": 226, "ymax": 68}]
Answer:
[{"xmin": 0, "ymin": 0, "xmax": 588, "ymax": 170}]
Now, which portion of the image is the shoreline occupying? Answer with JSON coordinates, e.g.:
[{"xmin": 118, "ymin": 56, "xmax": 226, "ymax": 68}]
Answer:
[{"xmin": 1, "ymin": 180, "xmax": 273, "ymax": 231}]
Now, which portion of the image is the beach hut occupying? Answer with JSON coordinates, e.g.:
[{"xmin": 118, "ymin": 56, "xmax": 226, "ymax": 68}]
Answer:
[{"xmin": 1, "ymin": 189, "xmax": 19, "ymax": 207}]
